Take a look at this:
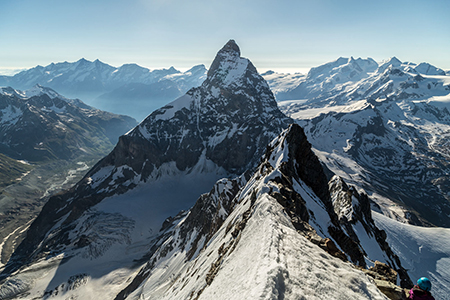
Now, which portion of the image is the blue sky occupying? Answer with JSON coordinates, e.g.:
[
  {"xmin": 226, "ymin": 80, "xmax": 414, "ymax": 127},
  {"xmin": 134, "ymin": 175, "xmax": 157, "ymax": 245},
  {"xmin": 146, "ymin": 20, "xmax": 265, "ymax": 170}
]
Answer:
[{"xmin": 1, "ymin": 0, "xmax": 449, "ymax": 74}]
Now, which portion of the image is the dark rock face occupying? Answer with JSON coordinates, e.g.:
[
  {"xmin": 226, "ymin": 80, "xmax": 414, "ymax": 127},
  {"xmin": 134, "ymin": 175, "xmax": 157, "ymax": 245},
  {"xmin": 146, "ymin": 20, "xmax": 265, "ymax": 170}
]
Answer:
[
  {"xmin": 329, "ymin": 176, "xmax": 412, "ymax": 288},
  {"xmin": 261, "ymin": 124, "xmax": 411, "ymax": 287},
  {"xmin": 129, "ymin": 39, "xmax": 290, "ymax": 175},
  {"xmin": 263, "ymin": 124, "xmax": 366, "ymax": 266}
]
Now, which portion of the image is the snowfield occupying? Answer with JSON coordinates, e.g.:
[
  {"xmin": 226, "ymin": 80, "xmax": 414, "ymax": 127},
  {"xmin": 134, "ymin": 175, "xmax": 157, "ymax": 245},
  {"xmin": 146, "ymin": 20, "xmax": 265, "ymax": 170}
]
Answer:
[
  {"xmin": 127, "ymin": 178, "xmax": 389, "ymax": 300},
  {"xmin": 201, "ymin": 197, "xmax": 386, "ymax": 300},
  {"xmin": 374, "ymin": 212, "xmax": 450, "ymax": 300}
]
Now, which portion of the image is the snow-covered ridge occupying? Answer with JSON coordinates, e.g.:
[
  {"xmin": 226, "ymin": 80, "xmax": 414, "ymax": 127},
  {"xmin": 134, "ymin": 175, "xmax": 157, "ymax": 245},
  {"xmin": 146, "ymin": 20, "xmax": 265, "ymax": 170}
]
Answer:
[
  {"xmin": 274, "ymin": 54, "xmax": 450, "ymax": 229},
  {"xmin": 111, "ymin": 123, "xmax": 409, "ymax": 299},
  {"xmin": 0, "ymin": 85, "xmax": 92, "ymax": 110},
  {"xmin": 265, "ymin": 57, "xmax": 449, "ymax": 107}
]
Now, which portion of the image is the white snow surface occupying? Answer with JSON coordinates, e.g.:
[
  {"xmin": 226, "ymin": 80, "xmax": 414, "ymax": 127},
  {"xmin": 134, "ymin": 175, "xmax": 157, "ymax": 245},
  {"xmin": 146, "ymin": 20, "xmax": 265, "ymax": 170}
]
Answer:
[
  {"xmin": 0, "ymin": 105, "xmax": 23, "ymax": 125},
  {"xmin": 95, "ymin": 165, "xmax": 226, "ymax": 241},
  {"xmin": 23, "ymin": 85, "xmax": 61, "ymax": 99},
  {"xmin": 261, "ymin": 71, "xmax": 306, "ymax": 94},
  {"xmin": 279, "ymin": 99, "xmax": 370, "ymax": 119},
  {"xmin": 126, "ymin": 174, "xmax": 388, "ymax": 300},
  {"xmin": 149, "ymin": 94, "xmax": 193, "ymax": 123},
  {"xmin": 374, "ymin": 213, "xmax": 450, "ymax": 300}
]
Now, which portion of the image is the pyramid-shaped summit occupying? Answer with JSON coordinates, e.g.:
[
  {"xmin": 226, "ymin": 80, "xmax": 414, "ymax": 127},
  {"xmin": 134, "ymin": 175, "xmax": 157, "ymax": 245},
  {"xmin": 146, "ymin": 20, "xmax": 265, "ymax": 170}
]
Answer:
[
  {"xmin": 126, "ymin": 39, "xmax": 291, "ymax": 175},
  {"xmin": 206, "ymin": 39, "xmax": 258, "ymax": 88},
  {"xmin": 207, "ymin": 40, "xmax": 242, "ymax": 75}
]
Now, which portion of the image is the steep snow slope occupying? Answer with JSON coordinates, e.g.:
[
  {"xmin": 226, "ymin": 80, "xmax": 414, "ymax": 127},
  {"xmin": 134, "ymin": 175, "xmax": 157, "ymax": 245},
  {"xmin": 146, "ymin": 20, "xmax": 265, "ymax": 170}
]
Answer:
[
  {"xmin": 374, "ymin": 212, "xmax": 450, "ymax": 300},
  {"xmin": 128, "ymin": 191, "xmax": 388, "ymax": 300}
]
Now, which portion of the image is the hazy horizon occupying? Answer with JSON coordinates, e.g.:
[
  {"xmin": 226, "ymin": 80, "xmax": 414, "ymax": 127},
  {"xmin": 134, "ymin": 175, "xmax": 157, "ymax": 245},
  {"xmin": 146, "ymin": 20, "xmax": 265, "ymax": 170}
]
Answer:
[
  {"xmin": 1, "ymin": 0, "xmax": 449, "ymax": 75},
  {"xmin": 1, "ymin": 55, "xmax": 448, "ymax": 78}
]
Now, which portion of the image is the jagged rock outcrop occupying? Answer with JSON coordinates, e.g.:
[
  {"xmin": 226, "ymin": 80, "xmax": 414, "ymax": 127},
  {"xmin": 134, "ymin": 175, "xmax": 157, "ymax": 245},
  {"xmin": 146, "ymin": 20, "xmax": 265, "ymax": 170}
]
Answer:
[
  {"xmin": 261, "ymin": 124, "xmax": 411, "ymax": 287},
  {"xmin": 114, "ymin": 123, "xmax": 412, "ymax": 299}
]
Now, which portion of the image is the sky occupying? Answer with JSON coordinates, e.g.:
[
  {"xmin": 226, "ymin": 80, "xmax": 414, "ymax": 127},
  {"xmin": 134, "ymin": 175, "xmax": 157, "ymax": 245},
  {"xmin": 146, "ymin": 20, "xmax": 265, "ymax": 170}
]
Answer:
[{"xmin": 0, "ymin": 0, "xmax": 449, "ymax": 75}]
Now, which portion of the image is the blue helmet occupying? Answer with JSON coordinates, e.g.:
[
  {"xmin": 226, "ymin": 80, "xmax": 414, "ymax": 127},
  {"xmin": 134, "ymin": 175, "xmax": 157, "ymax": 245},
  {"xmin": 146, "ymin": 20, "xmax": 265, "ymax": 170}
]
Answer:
[{"xmin": 417, "ymin": 277, "xmax": 432, "ymax": 292}]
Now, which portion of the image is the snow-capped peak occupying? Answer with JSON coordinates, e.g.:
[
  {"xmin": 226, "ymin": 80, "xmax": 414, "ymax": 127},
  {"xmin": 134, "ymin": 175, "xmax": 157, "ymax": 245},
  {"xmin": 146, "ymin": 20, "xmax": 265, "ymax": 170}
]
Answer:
[
  {"xmin": 377, "ymin": 56, "xmax": 403, "ymax": 73},
  {"xmin": 184, "ymin": 64, "xmax": 207, "ymax": 75},
  {"xmin": 23, "ymin": 84, "xmax": 62, "ymax": 99},
  {"xmin": 305, "ymin": 57, "xmax": 378, "ymax": 83},
  {"xmin": 414, "ymin": 62, "xmax": 446, "ymax": 75},
  {"xmin": 0, "ymin": 86, "xmax": 24, "ymax": 98},
  {"xmin": 0, "ymin": 84, "xmax": 63, "ymax": 100},
  {"xmin": 206, "ymin": 39, "xmax": 257, "ymax": 87}
]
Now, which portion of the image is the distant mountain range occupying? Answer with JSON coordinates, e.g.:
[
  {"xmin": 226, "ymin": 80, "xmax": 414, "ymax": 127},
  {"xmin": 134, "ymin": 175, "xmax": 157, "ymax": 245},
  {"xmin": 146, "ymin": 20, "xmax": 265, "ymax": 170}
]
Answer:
[
  {"xmin": 2, "ymin": 56, "xmax": 446, "ymax": 124},
  {"xmin": 267, "ymin": 57, "xmax": 450, "ymax": 228},
  {"xmin": 263, "ymin": 57, "xmax": 448, "ymax": 102},
  {"xmin": 0, "ymin": 60, "xmax": 207, "ymax": 121}
]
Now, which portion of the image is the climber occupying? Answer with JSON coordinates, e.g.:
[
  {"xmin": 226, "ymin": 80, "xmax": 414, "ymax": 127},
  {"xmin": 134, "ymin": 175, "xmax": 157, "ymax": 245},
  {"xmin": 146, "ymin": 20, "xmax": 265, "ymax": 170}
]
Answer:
[{"xmin": 407, "ymin": 277, "xmax": 435, "ymax": 300}]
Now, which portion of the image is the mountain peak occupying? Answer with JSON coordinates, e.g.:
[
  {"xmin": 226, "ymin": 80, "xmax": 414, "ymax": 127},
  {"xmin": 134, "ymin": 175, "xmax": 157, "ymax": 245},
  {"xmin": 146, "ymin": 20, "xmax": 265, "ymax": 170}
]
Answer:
[
  {"xmin": 207, "ymin": 40, "xmax": 244, "ymax": 79},
  {"xmin": 220, "ymin": 39, "xmax": 240, "ymax": 56},
  {"xmin": 382, "ymin": 56, "xmax": 402, "ymax": 66},
  {"xmin": 77, "ymin": 58, "xmax": 89, "ymax": 64},
  {"xmin": 205, "ymin": 40, "xmax": 261, "ymax": 89}
]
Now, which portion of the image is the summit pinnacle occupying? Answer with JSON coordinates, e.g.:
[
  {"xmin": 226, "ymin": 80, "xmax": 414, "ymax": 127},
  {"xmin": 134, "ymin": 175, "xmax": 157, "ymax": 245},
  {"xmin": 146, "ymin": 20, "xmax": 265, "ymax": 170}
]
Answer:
[{"xmin": 206, "ymin": 39, "xmax": 255, "ymax": 83}]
